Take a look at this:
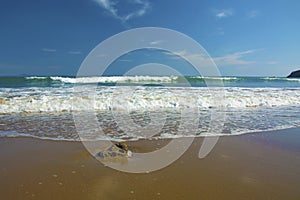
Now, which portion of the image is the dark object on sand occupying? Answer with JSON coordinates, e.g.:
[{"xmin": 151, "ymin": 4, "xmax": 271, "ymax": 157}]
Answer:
[
  {"xmin": 287, "ymin": 70, "xmax": 300, "ymax": 78},
  {"xmin": 95, "ymin": 142, "xmax": 130, "ymax": 160},
  {"xmin": 115, "ymin": 142, "xmax": 129, "ymax": 152}
]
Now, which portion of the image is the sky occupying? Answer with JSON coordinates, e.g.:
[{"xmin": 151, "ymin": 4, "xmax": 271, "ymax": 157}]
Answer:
[{"xmin": 0, "ymin": 0, "xmax": 300, "ymax": 77}]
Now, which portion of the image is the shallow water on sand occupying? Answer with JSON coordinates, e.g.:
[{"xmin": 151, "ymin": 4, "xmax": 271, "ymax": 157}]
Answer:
[{"xmin": 0, "ymin": 106, "xmax": 299, "ymax": 141}]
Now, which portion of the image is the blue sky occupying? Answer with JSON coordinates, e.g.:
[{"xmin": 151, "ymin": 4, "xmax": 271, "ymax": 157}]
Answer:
[{"xmin": 0, "ymin": 0, "xmax": 299, "ymax": 76}]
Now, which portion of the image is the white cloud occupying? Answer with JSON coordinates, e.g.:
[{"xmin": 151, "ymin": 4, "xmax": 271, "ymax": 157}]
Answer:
[
  {"xmin": 67, "ymin": 51, "xmax": 82, "ymax": 55},
  {"xmin": 41, "ymin": 48, "xmax": 56, "ymax": 53},
  {"xmin": 93, "ymin": 0, "xmax": 150, "ymax": 22},
  {"xmin": 215, "ymin": 9, "xmax": 233, "ymax": 18}
]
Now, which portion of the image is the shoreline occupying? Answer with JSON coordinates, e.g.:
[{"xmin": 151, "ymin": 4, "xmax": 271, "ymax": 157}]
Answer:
[
  {"xmin": 1, "ymin": 126, "xmax": 300, "ymax": 142},
  {"xmin": 1, "ymin": 128, "xmax": 300, "ymax": 199}
]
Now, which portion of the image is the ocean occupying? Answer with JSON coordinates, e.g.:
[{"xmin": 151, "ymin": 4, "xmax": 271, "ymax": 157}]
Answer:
[{"xmin": 0, "ymin": 76, "xmax": 299, "ymax": 141}]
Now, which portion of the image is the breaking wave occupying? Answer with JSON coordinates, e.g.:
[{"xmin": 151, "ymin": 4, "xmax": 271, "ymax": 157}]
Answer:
[{"xmin": 0, "ymin": 86, "xmax": 300, "ymax": 113}]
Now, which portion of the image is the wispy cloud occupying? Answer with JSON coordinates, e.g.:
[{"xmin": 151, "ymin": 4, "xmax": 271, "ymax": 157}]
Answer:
[
  {"xmin": 92, "ymin": 0, "xmax": 151, "ymax": 22},
  {"xmin": 119, "ymin": 59, "xmax": 132, "ymax": 62},
  {"xmin": 265, "ymin": 61, "xmax": 279, "ymax": 65},
  {"xmin": 246, "ymin": 10, "xmax": 259, "ymax": 19},
  {"xmin": 96, "ymin": 54, "xmax": 107, "ymax": 58},
  {"xmin": 215, "ymin": 9, "xmax": 233, "ymax": 18},
  {"xmin": 41, "ymin": 48, "xmax": 56, "ymax": 53},
  {"xmin": 67, "ymin": 51, "xmax": 82, "ymax": 55},
  {"xmin": 213, "ymin": 50, "xmax": 257, "ymax": 66},
  {"xmin": 47, "ymin": 66, "xmax": 61, "ymax": 69},
  {"xmin": 149, "ymin": 40, "xmax": 164, "ymax": 45},
  {"xmin": 215, "ymin": 27, "xmax": 225, "ymax": 35},
  {"xmin": 164, "ymin": 49, "xmax": 260, "ymax": 67}
]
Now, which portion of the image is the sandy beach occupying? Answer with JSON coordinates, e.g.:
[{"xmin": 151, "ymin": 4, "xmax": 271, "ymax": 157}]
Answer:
[{"xmin": 1, "ymin": 128, "xmax": 300, "ymax": 200}]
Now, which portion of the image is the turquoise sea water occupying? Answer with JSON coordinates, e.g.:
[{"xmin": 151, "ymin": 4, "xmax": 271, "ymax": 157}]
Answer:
[{"xmin": 0, "ymin": 76, "xmax": 299, "ymax": 88}]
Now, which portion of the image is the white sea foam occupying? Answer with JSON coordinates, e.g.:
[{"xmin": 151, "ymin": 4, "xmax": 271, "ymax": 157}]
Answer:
[
  {"xmin": 0, "ymin": 124, "xmax": 298, "ymax": 142},
  {"xmin": 191, "ymin": 76, "xmax": 238, "ymax": 81},
  {"xmin": 0, "ymin": 87, "xmax": 300, "ymax": 113},
  {"xmin": 50, "ymin": 76, "xmax": 239, "ymax": 83},
  {"xmin": 25, "ymin": 76, "xmax": 49, "ymax": 80},
  {"xmin": 262, "ymin": 77, "xmax": 300, "ymax": 82},
  {"xmin": 50, "ymin": 76, "xmax": 178, "ymax": 83},
  {"xmin": 2, "ymin": 76, "xmax": 300, "ymax": 141},
  {"xmin": 22, "ymin": 76, "xmax": 300, "ymax": 83}
]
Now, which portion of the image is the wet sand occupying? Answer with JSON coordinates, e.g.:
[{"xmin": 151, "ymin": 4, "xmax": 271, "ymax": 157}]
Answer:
[{"xmin": 1, "ymin": 128, "xmax": 300, "ymax": 200}]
